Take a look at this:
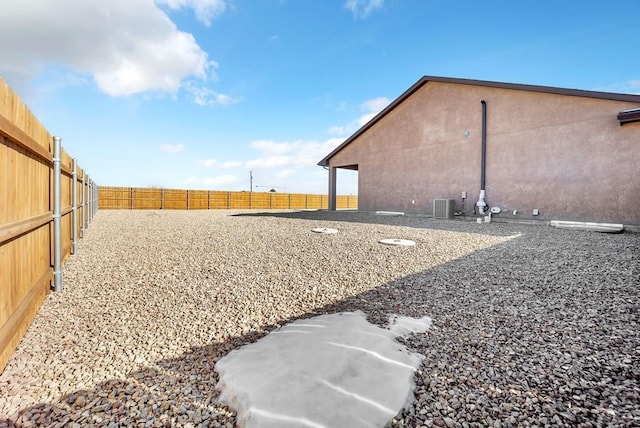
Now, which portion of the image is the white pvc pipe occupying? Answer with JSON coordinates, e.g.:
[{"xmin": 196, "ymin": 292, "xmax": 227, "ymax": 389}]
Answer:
[{"xmin": 476, "ymin": 189, "xmax": 487, "ymax": 215}]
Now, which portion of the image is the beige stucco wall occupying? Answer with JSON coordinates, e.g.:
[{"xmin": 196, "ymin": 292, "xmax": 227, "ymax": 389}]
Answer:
[{"xmin": 328, "ymin": 82, "xmax": 640, "ymax": 224}]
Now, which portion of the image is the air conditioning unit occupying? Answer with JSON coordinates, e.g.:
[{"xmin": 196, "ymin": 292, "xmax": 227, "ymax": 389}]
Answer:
[{"xmin": 433, "ymin": 199, "xmax": 454, "ymax": 219}]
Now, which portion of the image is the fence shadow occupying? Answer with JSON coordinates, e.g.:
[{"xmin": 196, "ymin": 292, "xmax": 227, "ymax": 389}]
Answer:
[{"xmin": 3, "ymin": 226, "xmax": 638, "ymax": 426}]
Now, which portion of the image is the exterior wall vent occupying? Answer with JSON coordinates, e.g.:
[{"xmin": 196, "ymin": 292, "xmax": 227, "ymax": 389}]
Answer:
[{"xmin": 433, "ymin": 199, "xmax": 455, "ymax": 219}]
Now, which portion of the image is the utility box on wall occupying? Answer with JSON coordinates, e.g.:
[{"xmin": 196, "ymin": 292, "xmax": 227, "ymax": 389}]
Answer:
[{"xmin": 433, "ymin": 199, "xmax": 455, "ymax": 219}]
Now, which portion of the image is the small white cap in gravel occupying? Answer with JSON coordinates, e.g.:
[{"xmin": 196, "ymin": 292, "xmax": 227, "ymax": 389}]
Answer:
[
  {"xmin": 311, "ymin": 227, "xmax": 339, "ymax": 234},
  {"xmin": 379, "ymin": 238, "xmax": 415, "ymax": 246}
]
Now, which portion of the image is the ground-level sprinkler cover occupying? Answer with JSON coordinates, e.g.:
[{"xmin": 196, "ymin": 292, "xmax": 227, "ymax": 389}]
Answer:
[
  {"xmin": 311, "ymin": 227, "xmax": 339, "ymax": 234},
  {"xmin": 215, "ymin": 311, "xmax": 431, "ymax": 427},
  {"xmin": 379, "ymin": 238, "xmax": 415, "ymax": 247}
]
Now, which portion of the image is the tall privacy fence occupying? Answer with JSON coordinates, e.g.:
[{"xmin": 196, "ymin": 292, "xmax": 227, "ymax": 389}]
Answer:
[
  {"xmin": 0, "ymin": 78, "xmax": 97, "ymax": 372},
  {"xmin": 99, "ymin": 186, "xmax": 358, "ymax": 210}
]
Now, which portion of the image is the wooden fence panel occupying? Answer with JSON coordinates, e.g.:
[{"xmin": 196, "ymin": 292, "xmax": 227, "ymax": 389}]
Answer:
[
  {"xmin": 163, "ymin": 189, "xmax": 187, "ymax": 210},
  {"xmin": 336, "ymin": 195, "xmax": 358, "ymax": 209},
  {"xmin": 305, "ymin": 194, "xmax": 323, "ymax": 209},
  {"xmin": 60, "ymin": 148, "xmax": 74, "ymax": 261},
  {"xmin": 209, "ymin": 191, "xmax": 230, "ymax": 209},
  {"xmin": 97, "ymin": 187, "xmax": 358, "ymax": 211},
  {"xmin": 229, "ymin": 192, "xmax": 250, "ymax": 209},
  {"xmin": 188, "ymin": 190, "xmax": 209, "ymax": 210},
  {"xmin": 1, "ymin": 77, "xmax": 93, "ymax": 372},
  {"xmin": 271, "ymin": 193, "xmax": 289, "ymax": 209},
  {"xmin": 250, "ymin": 192, "xmax": 270, "ymax": 209},
  {"xmin": 99, "ymin": 186, "xmax": 130, "ymax": 209},
  {"xmin": 0, "ymin": 77, "xmax": 54, "ymax": 373},
  {"xmin": 132, "ymin": 188, "xmax": 162, "ymax": 210},
  {"xmin": 289, "ymin": 194, "xmax": 306, "ymax": 209}
]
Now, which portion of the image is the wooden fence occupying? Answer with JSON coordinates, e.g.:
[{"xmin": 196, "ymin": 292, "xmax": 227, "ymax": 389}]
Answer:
[
  {"xmin": 0, "ymin": 77, "xmax": 96, "ymax": 372},
  {"xmin": 99, "ymin": 186, "xmax": 358, "ymax": 210}
]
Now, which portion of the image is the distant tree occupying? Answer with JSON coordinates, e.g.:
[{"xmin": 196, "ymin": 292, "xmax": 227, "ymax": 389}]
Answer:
[{"xmin": 269, "ymin": 188, "xmax": 277, "ymax": 192}]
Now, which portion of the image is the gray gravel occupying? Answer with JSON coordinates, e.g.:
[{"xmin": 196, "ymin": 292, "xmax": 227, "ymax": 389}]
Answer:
[{"xmin": 0, "ymin": 209, "xmax": 638, "ymax": 427}]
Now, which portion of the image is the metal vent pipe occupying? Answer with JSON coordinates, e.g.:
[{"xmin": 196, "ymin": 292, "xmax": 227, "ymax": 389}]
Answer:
[
  {"xmin": 72, "ymin": 158, "xmax": 78, "ymax": 254},
  {"xmin": 53, "ymin": 136, "xmax": 62, "ymax": 292}
]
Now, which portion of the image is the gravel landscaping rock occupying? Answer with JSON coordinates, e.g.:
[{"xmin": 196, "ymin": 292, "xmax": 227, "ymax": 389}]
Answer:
[{"xmin": 1, "ymin": 209, "xmax": 638, "ymax": 427}]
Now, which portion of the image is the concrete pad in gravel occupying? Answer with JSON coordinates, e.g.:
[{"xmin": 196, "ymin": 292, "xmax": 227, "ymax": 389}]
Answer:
[{"xmin": 215, "ymin": 311, "xmax": 431, "ymax": 428}]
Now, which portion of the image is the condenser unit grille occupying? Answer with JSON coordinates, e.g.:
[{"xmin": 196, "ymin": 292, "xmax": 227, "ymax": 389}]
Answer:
[{"xmin": 433, "ymin": 199, "xmax": 454, "ymax": 219}]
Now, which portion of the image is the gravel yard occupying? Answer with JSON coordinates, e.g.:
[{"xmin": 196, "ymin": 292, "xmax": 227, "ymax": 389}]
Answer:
[{"xmin": 1, "ymin": 209, "xmax": 638, "ymax": 427}]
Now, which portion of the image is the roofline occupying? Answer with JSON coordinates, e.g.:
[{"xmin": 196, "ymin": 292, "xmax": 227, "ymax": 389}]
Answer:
[{"xmin": 318, "ymin": 75, "xmax": 640, "ymax": 167}]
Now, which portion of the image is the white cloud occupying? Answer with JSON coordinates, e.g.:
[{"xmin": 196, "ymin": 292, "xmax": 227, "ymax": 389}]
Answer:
[
  {"xmin": 203, "ymin": 174, "xmax": 238, "ymax": 186},
  {"xmin": 198, "ymin": 158, "xmax": 217, "ymax": 167},
  {"xmin": 245, "ymin": 156, "xmax": 294, "ymax": 169},
  {"xmin": 184, "ymin": 174, "xmax": 238, "ymax": 187},
  {"xmin": 157, "ymin": 0, "xmax": 227, "ymax": 26},
  {"xmin": 362, "ymin": 96, "xmax": 391, "ymax": 112},
  {"xmin": 197, "ymin": 158, "xmax": 244, "ymax": 169},
  {"xmin": 0, "ymin": 0, "xmax": 221, "ymax": 98},
  {"xmin": 358, "ymin": 112, "xmax": 378, "ymax": 127},
  {"xmin": 344, "ymin": 0, "xmax": 384, "ymax": 18},
  {"xmin": 222, "ymin": 160, "xmax": 243, "ymax": 168},
  {"xmin": 249, "ymin": 140, "xmax": 294, "ymax": 156},
  {"xmin": 160, "ymin": 143, "xmax": 185, "ymax": 153},
  {"xmin": 276, "ymin": 169, "xmax": 296, "ymax": 178},
  {"xmin": 246, "ymin": 138, "xmax": 345, "ymax": 169},
  {"xmin": 187, "ymin": 84, "xmax": 241, "ymax": 106},
  {"xmin": 328, "ymin": 96, "xmax": 391, "ymax": 136},
  {"xmin": 602, "ymin": 79, "xmax": 640, "ymax": 95},
  {"xmin": 328, "ymin": 125, "xmax": 348, "ymax": 135}
]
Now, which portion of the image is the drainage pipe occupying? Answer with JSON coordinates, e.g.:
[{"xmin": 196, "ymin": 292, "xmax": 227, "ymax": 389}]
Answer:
[
  {"xmin": 53, "ymin": 136, "xmax": 62, "ymax": 292},
  {"xmin": 476, "ymin": 100, "xmax": 488, "ymax": 214}
]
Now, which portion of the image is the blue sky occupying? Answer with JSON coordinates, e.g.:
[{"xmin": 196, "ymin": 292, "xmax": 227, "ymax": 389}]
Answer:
[{"xmin": 1, "ymin": 0, "xmax": 638, "ymax": 195}]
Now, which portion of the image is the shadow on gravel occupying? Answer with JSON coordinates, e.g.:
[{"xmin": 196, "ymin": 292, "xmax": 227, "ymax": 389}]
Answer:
[
  {"xmin": 231, "ymin": 209, "xmax": 525, "ymax": 237},
  {"xmin": 4, "ymin": 225, "xmax": 639, "ymax": 427}
]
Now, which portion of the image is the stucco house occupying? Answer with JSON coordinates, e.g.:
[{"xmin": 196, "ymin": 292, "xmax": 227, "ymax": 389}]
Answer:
[{"xmin": 319, "ymin": 76, "xmax": 640, "ymax": 226}]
